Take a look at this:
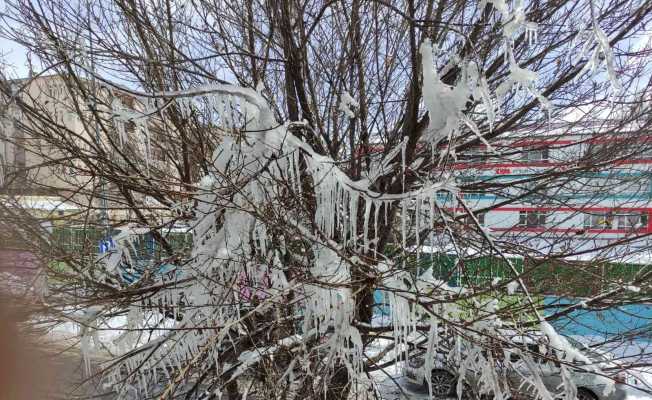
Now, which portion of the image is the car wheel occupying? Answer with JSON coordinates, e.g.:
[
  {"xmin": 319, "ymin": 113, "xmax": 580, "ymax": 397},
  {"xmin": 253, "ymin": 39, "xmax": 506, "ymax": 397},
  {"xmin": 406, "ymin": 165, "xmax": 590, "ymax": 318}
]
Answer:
[
  {"xmin": 460, "ymin": 383, "xmax": 478, "ymax": 400},
  {"xmin": 576, "ymin": 388, "xmax": 598, "ymax": 400},
  {"xmin": 430, "ymin": 369, "xmax": 457, "ymax": 397}
]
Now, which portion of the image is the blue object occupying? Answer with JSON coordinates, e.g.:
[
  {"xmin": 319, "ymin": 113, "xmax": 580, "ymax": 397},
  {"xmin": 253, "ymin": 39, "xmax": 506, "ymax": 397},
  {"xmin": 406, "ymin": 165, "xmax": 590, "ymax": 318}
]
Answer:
[
  {"xmin": 373, "ymin": 289, "xmax": 391, "ymax": 316},
  {"xmin": 544, "ymin": 296, "xmax": 652, "ymax": 343},
  {"xmin": 98, "ymin": 237, "xmax": 115, "ymax": 254}
]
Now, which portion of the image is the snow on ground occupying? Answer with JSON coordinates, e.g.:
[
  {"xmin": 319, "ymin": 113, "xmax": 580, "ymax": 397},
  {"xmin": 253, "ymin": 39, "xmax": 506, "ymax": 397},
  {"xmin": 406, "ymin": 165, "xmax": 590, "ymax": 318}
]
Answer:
[
  {"xmin": 35, "ymin": 307, "xmax": 652, "ymax": 399},
  {"xmin": 375, "ymin": 373, "xmax": 432, "ymax": 400},
  {"xmin": 366, "ymin": 338, "xmax": 429, "ymax": 399}
]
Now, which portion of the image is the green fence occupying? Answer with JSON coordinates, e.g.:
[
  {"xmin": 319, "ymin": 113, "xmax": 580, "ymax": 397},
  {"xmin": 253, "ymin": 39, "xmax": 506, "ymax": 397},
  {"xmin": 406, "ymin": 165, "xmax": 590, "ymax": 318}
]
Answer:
[
  {"xmin": 50, "ymin": 226, "xmax": 105, "ymax": 255},
  {"xmin": 50, "ymin": 226, "xmax": 193, "ymax": 260},
  {"xmin": 408, "ymin": 253, "xmax": 524, "ymax": 286},
  {"xmin": 528, "ymin": 260, "xmax": 650, "ymax": 297},
  {"xmin": 411, "ymin": 252, "xmax": 649, "ymax": 296}
]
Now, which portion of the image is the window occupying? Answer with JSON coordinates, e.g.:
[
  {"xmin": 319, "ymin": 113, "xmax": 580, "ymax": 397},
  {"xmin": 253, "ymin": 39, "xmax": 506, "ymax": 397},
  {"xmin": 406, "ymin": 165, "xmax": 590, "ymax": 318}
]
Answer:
[
  {"xmin": 583, "ymin": 212, "xmax": 613, "ymax": 229},
  {"xmin": 586, "ymin": 211, "xmax": 649, "ymax": 229},
  {"xmin": 13, "ymin": 134, "xmax": 27, "ymax": 185},
  {"xmin": 459, "ymin": 147, "xmax": 488, "ymax": 163},
  {"xmin": 520, "ymin": 180, "xmax": 548, "ymax": 200},
  {"xmin": 518, "ymin": 211, "xmax": 547, "ymax": 227},
  {"xmin": 464, "ymin": 212, "xmax": 485, "ymax": 226},
  {"xmin": 521, "ymin": 148, "xmax": 549, "ymax": 162},
  {"xmin": 615, "ymin": 213, "xmax": 648, "ymax": 229}
]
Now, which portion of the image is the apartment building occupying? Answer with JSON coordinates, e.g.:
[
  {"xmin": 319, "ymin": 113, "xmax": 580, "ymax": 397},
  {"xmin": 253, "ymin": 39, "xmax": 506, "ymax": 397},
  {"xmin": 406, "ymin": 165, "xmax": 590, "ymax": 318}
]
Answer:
[
  {"xmin": 453, "ymin": 127, "xmax": 652, "ymax": 259},
  {"xmin": 0, "ymin": 75, "xmax": 85, "ymax": 194},
  {"xmin": 0, "ymin": 74, "xmax": 174, "ymax": 222}
]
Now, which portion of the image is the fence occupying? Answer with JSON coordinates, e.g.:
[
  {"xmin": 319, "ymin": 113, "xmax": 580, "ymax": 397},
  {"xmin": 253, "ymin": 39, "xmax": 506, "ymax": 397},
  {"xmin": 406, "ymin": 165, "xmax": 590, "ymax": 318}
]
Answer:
[
  {"xmin": 411, "ymin": 253, "xmax": 524, "ymax": 287},
  {"xmin": 545, "ymin": 296, "xmax": 652, "ymax": 343},
  {"xmin": 413, "ymin": 252, "xmax": 649, "ymax": 297},
  {"xmin": 527, "ymin": 260, "xmax": 649, "ymax": 297},
  {"xmin": 50, "ymin": 226, "xmax": 193, "ymax": 261}
]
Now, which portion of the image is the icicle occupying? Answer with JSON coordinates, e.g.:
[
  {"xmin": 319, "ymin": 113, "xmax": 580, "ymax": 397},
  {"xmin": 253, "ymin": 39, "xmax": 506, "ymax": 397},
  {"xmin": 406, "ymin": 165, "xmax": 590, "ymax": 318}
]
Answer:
[
  {"xmin": 524, "ymin": 22, "xmax": 535, "ymax": 45},
  {"xmin": 401, "ymin": 137, "xmax": 406, "ymax": 192},
  {"xmin": 401, "ymin": 199, "xmax": 407, "ymax": 253},
  {"xmin": 363, "ymin": 199, "xmax": 371, "ymax": 253},
  {"xmin": 415, "ymin": 194, "xmax": 421, "ymax": 270},
  {"xmin": 293, "ymin": 150, "xmax": 302, "ymax": 196},
  {"xmin": 429, "ymin": 197, "xmax": 436, "ymax": 248},
  {"xmin": 111, "ymin": 98, "xmax": 127, "ymax": 148},
  {"xmin": 341, "ymin": 188, "xmax": 349, "ymax": 246},
  {"xmin": 373, "ymin": 200, "xmax": 381, "ymax": 253},
  {"xmin": 384, "ymin": 200, "xmax": 389, "ymax": 226},
  {"xmin": 349, "ymin": 190, "xmax": 359, "ymax": 248},
  {"xmin": 223, "ymin": 95, "xmax": 233, "ymax": 128}
]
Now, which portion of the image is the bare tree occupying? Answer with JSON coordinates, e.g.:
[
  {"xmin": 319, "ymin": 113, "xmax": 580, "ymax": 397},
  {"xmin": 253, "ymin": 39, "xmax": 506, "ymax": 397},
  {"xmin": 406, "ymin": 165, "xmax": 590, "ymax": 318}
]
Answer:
[{"xmin": 1, "ymin": 0, "xmax": 652, "ymax": 399}]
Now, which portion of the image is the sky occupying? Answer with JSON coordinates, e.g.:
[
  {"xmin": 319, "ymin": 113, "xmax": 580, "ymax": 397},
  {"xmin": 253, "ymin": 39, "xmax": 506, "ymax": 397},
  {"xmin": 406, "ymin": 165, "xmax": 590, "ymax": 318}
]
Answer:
[
  {"xmin": 0, "ymin": 36, "xmax": 29, "ymax": 78},
  {"xmin": 0, "ymin": 0, "xmax": 23, "ymax": 76}
]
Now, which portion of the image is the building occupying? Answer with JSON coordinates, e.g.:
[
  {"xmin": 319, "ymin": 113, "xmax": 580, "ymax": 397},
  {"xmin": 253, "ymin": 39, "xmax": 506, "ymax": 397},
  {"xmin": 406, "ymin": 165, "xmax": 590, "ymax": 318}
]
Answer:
[
  {"xmin": 0, "ymin": 74, "xmax": 175, "ymax": 223},
  {"xmin": 453, "ymin": 126, "xmax": 652, "ymax": 260},
  {"xmin": 0, "ymin": 75, "xmax": 87, "ymax": 194}
]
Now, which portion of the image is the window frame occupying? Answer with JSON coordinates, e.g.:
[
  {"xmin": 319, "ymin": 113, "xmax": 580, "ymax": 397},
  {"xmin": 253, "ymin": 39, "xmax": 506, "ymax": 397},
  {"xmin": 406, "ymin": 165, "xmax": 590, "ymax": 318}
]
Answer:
[
  {"xmin": 521, "ymin": 148, "xmax": 550, "ymax": 162},
  {"xmin": 615, "ymin": 212, "xmax": 648, "ymax": 229},
  {"xmin": 518, "ymin": 210, "xmax": 548, "ymax": 228},
  {"xmin": 583, "ymin": 212, "xmax": 614, "ymax": 229}
]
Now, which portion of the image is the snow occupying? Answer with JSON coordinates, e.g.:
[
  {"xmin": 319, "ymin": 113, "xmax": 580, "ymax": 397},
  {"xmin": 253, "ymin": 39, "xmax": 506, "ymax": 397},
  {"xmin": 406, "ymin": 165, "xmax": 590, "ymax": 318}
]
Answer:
[
  {"xmin": 2, "ymin": 195, "xmax": 79, "ymax": 211},
  {"xmin": 541, "ymin": 321, "xmax": 593, "ymax": 366},
  {"xmin": 48, "ymin": 10, "xmax": 630, "ymax": 394},
  {"xmin": 420, "ymin": 40, "xmax": 470, "ymax": 145},
  {"xmin": 506, "ymin": 280, "xmax": 520, "ymax": 295},
  {"xmin": 339, "ymin": 91, "xmax": 359, "ymax": 119},
  {"xmin": 496, "ymin": 50, "xmax": 551, "ymax": 114}
]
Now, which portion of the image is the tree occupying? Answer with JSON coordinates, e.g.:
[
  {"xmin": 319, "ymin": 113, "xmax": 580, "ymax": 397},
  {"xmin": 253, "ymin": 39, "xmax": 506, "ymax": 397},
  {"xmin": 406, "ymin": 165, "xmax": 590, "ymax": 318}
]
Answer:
[{"xmin": 1, "ymin": 0, "xmax": 652, "ymax": 399}]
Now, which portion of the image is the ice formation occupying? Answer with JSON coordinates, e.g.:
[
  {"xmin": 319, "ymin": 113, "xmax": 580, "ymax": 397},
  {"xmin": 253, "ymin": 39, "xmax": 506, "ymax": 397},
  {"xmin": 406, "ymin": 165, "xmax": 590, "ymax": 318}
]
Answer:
[
  {"xmin": 78, "ymin": 2, "xmax": 618, "ymax": 394},
  {"xmin": 572, "ymin": 19, "xmax": 623, "ymax": 93},
  {"xmin": 339, "ymin": 91, "xmax": 359, "ymax": 119}
]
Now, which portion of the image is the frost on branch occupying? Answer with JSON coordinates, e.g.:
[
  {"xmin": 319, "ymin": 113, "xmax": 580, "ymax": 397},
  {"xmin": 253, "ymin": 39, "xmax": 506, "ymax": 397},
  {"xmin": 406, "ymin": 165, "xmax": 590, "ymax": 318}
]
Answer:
[
  {"xmin": 339, "ymin": 91, "xmax": 359, "ymax": 119},
  {"xmin": 572, "ymin": 19, "xmax": 623, "ymax": 93},
  {"xmin": 84, "ymin": 59, "xmax": 603, "ymax": 399},
  {"xmin": 483, "ymin": 0, "xmax": 551, "ymax": 114},
  {"xmin": 85, "ymin": 79, "xmax": 464, "ymax": 397},
  {"xmin": 420, "ymin": 40, "xmax": 497, "ymax": 149}
]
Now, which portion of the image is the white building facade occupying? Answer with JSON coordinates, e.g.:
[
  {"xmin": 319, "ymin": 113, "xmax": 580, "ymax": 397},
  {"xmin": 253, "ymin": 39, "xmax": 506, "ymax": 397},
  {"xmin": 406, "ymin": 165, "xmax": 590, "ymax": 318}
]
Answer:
[{"xmin": 452, "ymin": 131, "xmax": 652, "ymax": 260}]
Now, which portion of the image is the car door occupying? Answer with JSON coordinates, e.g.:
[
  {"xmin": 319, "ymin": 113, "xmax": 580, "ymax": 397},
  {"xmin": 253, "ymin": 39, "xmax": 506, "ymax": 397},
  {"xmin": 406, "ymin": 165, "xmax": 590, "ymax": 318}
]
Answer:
[
  {"xmin": 536, "ymin": 346, "xmax": 564, "ymax": 396},
  {"xmin": 505, "ymin": 348, "xmax": 538, "ymax": 398},
  {"xmin": 505, "ymin": 345, "xmax": 559, "ymax": 399}
]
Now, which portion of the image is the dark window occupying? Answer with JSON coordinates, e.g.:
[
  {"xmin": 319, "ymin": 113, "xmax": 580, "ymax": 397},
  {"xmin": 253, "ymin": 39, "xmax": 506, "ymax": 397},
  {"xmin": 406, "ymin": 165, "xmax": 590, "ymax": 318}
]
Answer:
[
  {"xmin": 14, "ymin": 134, "xmax": 27, "ymax": 185},
  {"xmin": 459, "ymin": 147, "xmax": 488, "ymax": 163},
  {"xmin": 521, "ymin": 148, "xmax": 549, "ymax": 162},
  {"xmin": 518, "ymin": 211, "xmax": 547, "ymax": 227},
  {"xmin": 464, "ymin": 212, "xmax": 485, "ymax": 226}
]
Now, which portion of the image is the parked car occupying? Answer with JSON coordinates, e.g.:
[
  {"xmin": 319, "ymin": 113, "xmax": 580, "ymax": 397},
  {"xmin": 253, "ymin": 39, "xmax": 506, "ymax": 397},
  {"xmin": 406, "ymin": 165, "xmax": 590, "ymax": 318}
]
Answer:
[{"xmin": 404, "ymin": 329, "xmax": 644, "ymax": 400}]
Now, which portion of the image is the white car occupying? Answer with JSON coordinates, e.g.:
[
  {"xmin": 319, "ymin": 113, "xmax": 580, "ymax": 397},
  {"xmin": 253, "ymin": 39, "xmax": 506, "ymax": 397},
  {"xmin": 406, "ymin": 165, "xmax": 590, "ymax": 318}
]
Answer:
[{"xmin": 404, "ymin": 332, "xmax": 647, "ymax": 400}]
